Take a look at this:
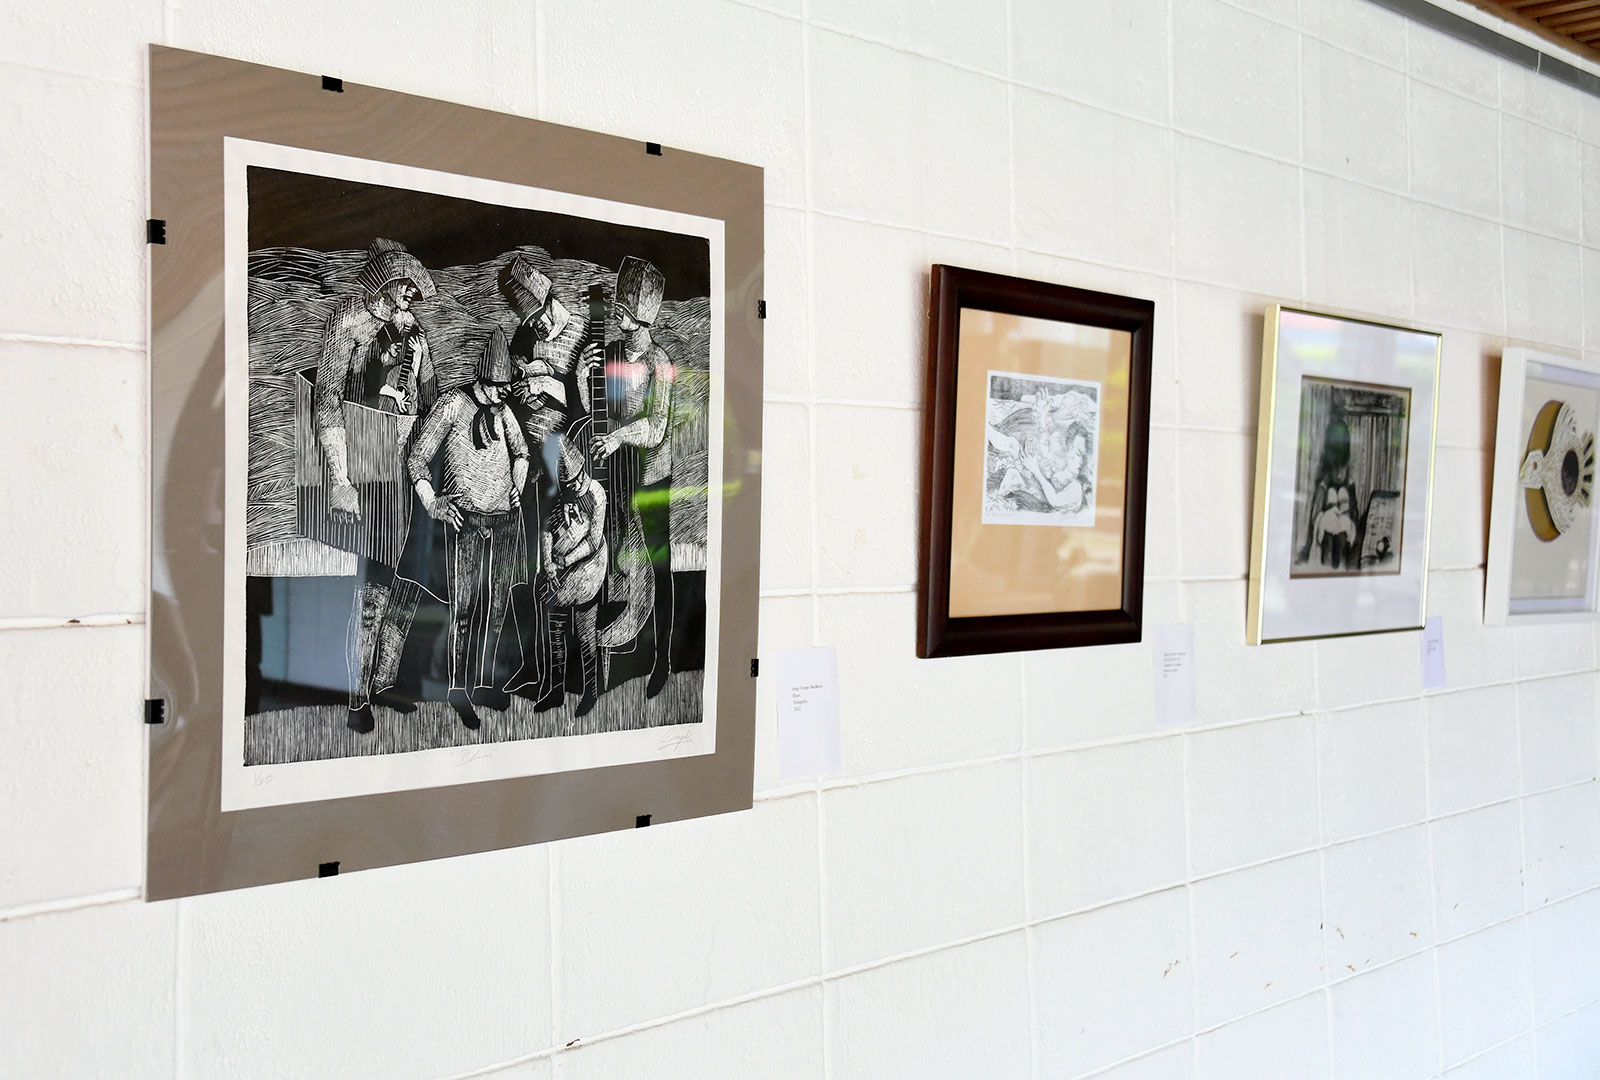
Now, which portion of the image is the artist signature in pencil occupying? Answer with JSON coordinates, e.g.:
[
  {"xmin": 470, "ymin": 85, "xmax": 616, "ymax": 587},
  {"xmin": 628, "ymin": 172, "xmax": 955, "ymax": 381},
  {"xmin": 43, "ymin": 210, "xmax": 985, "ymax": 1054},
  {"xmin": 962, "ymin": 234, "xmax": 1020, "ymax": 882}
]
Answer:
[
  {"xmin": 657, "ymin": 732, "xmax": 695, "ymax": 753},
  {"xmin": 452, "ymin": 746, "xmax": 493, "ymax": 767}
]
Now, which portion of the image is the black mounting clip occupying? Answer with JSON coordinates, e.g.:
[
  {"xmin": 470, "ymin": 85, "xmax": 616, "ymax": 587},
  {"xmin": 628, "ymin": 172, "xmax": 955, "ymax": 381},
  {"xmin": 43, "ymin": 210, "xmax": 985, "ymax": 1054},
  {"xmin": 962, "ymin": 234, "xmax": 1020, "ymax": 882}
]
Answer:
[
  {"xmin": 757, "ymin": 300, "xmax": 767, "ymax": 319},
  {"xmin": 321, "ymin": 75, "xmax": 343, "ymax": 93},
  {"xmin": 645, "ymin": 142, "xmax": 662, "ymax": 156},
  {"xmin": 318, "ymin": 861, "xmax": 340, "ymax": 877},
  {"xmin": 144, "ymin": 698, "xmax": 166, "ymax": 725},
  {"xmin": 146, "ymin": 219, "xmax": 167, "ymax": 245},
  {"xmin": 750, "ymin": 658, "xmax": 759, "ymax": 678},
  {"xmin": 635, "ymin": 814, "xmax": 652, "ymax": 829}
]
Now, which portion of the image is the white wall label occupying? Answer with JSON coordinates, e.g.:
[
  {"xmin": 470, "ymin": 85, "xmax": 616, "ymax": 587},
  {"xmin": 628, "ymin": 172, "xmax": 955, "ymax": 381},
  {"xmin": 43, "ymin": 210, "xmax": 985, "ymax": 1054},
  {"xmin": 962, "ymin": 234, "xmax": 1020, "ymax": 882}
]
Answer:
[
  {"xmin": 773, "ymin": 647, "xmax": 841, "ymax": 780},
  {"xmin": 1151, "ymin": 623, "xmax": 1196, "ymax": 727},
  {"xmin": 1421, "ymin": 615, "xmax": 1446, "ymax": 689}
]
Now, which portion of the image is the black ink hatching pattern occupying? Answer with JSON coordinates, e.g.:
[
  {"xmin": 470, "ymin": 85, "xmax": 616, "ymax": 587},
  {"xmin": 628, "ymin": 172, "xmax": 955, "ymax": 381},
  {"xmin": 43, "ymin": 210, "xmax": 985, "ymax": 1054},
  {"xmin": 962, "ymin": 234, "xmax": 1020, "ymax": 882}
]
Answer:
[{"xmin": 242, "ymin": 171, "xmax": 713, "ymax": 763}]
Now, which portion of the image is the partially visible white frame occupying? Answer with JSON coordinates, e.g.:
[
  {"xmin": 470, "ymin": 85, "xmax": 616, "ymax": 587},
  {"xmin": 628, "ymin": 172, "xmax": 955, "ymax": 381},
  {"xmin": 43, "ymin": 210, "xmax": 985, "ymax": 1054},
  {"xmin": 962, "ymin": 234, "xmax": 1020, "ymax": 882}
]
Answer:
[{"xmin": 1484, "ymin": 346, "xmax": 1600, "ymax": 626}]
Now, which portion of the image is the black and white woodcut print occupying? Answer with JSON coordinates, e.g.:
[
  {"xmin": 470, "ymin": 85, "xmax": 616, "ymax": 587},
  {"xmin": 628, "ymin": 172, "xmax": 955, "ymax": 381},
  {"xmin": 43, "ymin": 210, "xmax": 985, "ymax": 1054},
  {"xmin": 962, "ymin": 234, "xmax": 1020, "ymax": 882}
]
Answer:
[
  {"xmin": 231, "ymin": 146, "xmax": 720, "ymax": 804},
  {"xmin": 1289, "ymin": 377, "xmax": 1410, "ymax": 577},
  {"xmin": 982, "ymin": 371, "xmax": 1099, "ymax": 527}
]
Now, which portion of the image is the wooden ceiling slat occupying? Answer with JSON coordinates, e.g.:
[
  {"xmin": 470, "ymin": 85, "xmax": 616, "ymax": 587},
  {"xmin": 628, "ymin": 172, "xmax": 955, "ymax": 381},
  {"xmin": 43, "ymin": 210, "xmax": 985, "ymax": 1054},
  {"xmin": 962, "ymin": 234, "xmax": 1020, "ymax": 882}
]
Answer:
[
  {"xmin": 1542, "ymin": 6, "xmax": 1600, "ymax": 28},
  {"xmin": 1468, "ymin": 0, "xmax": 1600, "ymax": 60},
  {"xmin": 1550, "ymin": 13, "xmax": 1600, "ymax": 32},
  {"xmin": 1516, "ymin": 0, "xmax": 1599, "ymax": 16}
]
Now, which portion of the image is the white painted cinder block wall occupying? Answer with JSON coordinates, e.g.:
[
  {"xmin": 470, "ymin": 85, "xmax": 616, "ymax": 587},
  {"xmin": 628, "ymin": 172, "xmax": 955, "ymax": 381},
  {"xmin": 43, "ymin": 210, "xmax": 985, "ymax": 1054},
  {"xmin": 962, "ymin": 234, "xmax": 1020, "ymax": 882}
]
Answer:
[{"xmin": 2, "ymin": 0, "xmax": 1599, "ymax": 1076}]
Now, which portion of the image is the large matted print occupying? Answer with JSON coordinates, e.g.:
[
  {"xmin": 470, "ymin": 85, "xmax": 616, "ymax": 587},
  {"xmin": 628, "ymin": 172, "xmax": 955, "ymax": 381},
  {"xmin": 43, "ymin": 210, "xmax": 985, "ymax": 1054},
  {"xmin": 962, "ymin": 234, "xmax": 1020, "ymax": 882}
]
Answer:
[
  {"xmin": 224, "ymin": 139, "xmax": 724, "ymax": 810},
  {"xmin": 148, "ymin": 46, "xmax": 761, "ymax": 899},
  {"xmin": 1246, "ymin": 306, "xmax": 1440, "ymax": 644}
]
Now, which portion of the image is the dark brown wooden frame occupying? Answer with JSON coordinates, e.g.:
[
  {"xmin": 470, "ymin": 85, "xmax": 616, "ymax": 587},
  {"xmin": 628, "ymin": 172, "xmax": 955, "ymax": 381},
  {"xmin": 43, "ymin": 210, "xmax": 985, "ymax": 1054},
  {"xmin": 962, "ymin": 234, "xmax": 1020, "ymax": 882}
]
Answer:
[{"xmin": 917, "ymin": 265, "xmax": 1155, "ymax": 658}]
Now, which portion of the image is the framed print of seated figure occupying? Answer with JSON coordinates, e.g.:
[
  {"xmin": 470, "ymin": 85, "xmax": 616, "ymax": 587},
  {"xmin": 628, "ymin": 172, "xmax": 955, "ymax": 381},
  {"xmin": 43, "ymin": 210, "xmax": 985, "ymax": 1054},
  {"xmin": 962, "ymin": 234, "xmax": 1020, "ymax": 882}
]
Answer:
[
  {"xmin": 1484, "ymin": 347, "xmax": 1600, "ymax": 625},
  {"xmin": 1246, "ymin": 306, "xmax": 1441, "ymax": 644}
]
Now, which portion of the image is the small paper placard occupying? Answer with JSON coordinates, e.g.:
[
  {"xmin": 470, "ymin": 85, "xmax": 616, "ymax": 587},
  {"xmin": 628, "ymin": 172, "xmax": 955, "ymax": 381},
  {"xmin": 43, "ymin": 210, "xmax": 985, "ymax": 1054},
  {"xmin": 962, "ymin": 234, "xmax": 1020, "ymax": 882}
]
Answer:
[
  {"xmin": 772, "ymin": 647, "xmax": 842, "ymax": 780},
  {"xmin": 1151, "ymin": 623, "xmax": 1196, "ymax": 727},
  {"xmin": 1421, "ymin": 615, "xmax": 1446, "ymax": 689}
]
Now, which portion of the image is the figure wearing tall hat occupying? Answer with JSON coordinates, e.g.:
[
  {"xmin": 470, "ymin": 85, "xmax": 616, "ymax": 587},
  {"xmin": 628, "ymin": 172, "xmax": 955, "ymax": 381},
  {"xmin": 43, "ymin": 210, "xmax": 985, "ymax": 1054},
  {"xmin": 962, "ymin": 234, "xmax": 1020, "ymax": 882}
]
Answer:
[
  {"xmin": 586, "ymin": 256, "xmax": 676, "ymax": 698},
  {"xmin": 407, "ymin": 327, "xmax": 531, "ymax": 729},
  {"xmin": 311, "ymin": 237, "xmax": 440, "ymax": 731},
  {"xmin": 500, "ymin": 254, "xmax": 580, "ymax": 709},
  {"xmin": 541, "ymin": 436, "xmax": 609, "ymax": 717}
]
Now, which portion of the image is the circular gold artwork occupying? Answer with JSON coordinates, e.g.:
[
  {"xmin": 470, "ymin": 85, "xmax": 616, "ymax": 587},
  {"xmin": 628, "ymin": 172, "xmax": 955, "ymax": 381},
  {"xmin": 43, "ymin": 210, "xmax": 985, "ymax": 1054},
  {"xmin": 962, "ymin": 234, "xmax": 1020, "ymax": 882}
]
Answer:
[{"xmin": 1520, "ymin": 400, "xmax": 1594, "ymax": 541}]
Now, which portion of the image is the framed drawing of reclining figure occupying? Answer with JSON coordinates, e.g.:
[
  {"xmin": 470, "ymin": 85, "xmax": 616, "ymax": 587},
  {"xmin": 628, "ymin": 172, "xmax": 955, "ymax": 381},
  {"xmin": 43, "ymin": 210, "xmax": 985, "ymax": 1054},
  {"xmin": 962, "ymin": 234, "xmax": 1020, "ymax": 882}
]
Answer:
[
  {"xmin": 146, "ymin": 46, "xmax": 763, "ymax": 898},
  {"xmin": 1484, "ymin": 347, "xmax": 1600, "ymax": 625},
  {"xmin": 1246, "ymin": 306, "xmax": 1441, "ymax": 644},
  {"xmin": 917, "ymin": 265, "xmax": 1156, "ymax": 658}
]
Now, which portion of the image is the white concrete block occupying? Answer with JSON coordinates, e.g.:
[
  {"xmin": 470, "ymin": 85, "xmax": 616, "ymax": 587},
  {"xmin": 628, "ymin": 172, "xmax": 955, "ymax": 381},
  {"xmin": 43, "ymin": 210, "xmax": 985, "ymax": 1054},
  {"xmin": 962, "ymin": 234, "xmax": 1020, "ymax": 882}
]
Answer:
[
  {"xmin": 1174, "ymin": 0, "xmax": 1299, "ymax": 161},
  {"xmin": 0, "ymin": 901, "xmax": 175, "ymax": 1078},
  {"xmin": 1322, "ymin": 826, "xmax": 1433, "ymax": 974},
  {"xmin": 1012, "ymin": 0, "xmax": 1171, "ymax": 123},
  {"xmin": 1192, "ymin": 854, "xmax": 1325, "ymax": 1028},
  {"xmin": 1427, "ymin": 447, "xmax": 1490, "ymax": 572},
  {"xmin": 1215, "ymin": 0, "xmax": 1298, "ymax": 24},
  {"xmin": 1436, "ymin": 918, "xmax": 1533, "ymax": 1066},
  {"xmin": 1028, "ymin": 738, "xmax": 1187, "ymax": 917},
  {"xmin": 0, "ymin": 0, "xmax": 161, "ymax": 81},
  {"xmin": 1300, "ymin": 0, "xmax": 1409, "ymax": 68},
  {"xmin": 1013, "ymin": 89, "xmax": 1175, "ymax": 271},
  {"xmin": 1526, "ymin": 889, "xmax": 1600, "ymax": 1026},
  {"xmin": 558, "ymin": 794, "xmax": 820, "ymax": 1036},
  {"xmin": 1194, "ymin": 992, "xmax": 1329, "ymax": 1080},
  {"xmin": 1411, "ymin": 82, "xmax": 1501, "ymax": 219},
  {"xmin": 1302, "ymin": 173, "xmax": 1414, "ymax": 323},
  {"xmin": 763, "ymin": 206, "xmax": 810, "ymax": 400},
  {"xmin": 0, "ymin": 626, "xmax": 143, "ymax": 910},
  {"xmin": 0, "ymin": 342, "xmax": 145, "ymax": 618},
  {"xmin": 1431, "ymin": 801, "xmax": 1526, "ymax": 941},
  {"xmin": 1021, "ymin": 583, "xmax": 1182, "ymax": 750},
  {"xmin": 1584, "ymin": 143, "xmax": 1600, "ymax": 248},
  {"xmin": 1303, "ymin": 40, "xmax": 1409, "ymax": 190},
  {"xmin": 1425, "ymin": 571, "xmax": 1518, "ymax": 689},
  {"xmin": 1512, "ymin": 620, "xmax": 1596, "ymax": 680},
  {"xmin": 1319, "ymin": 700, "xmax": 1428, "ymax": 843},
  {"xmin": 823, "ymin": 762, "xmax": 1023, "ymax": 967},
  {"xmin": 811, "ymin": 405, "xmax": 918, "ymax": 587},
  {"xmin": 1428, "ymin": 685, "xmax": 1520, "ymax": 816},
  {"xmin": 1500, "ymin": 62, "xmax": 1589, "ymax": 139},
  {"xmin": 1440, "ymin": 1035, "xmax": 1536, "ymax": 1080},
  {"xmin": 553, "ymin": 987, "xmax": 822, "ymax": 1080},
  {"xmin": 1535, "ymin": 1000, "xmax": 1600, "ymax": 1080},
  {"xmin": 818, "ymin": 592, "xmax": 1023, "ymax": 774},
  {"xmin": 1411, "ymin": 204, "xmax": 1504, "ymax": 333},
  {"xmin": 1521, "ymin": 782, "xmax": 1600, "ymax": 906},
  {"xmin": 809, "ymin": 30, "xmax": 1009, "ymax": 240},
  {"xmin": 1587, "ymin": 247, "xmax": 1600, "ymax": 354},
  {"xmin": 1174, "ymin": 282, "xmax": 1269, "ymax": 432},
  {"xmin": 1034, "ymin": 888, "xmax": 1193, "ymax": 1078},
  {"xmin": 540, "ymin": 0, "xmax": 805, "ymax": 204},
  {"xmin": 1409, "ymin": 25, "xmax": 1500, "ymax": 104},
  {"xmin": 1433, "ymin": 331, "xmax": 1495, "ymax": 450},
  {"xmin": 760, "ymin": 402, "xmax": 813, "ymax": 591},
  {"xmin": 0, "ymin": 67, "xmax": 144, "ymax": 344},
  {"xmin": 809, "ymin": 0, "xmax": 1007, "ymax": 73},
  {"xmin": 1329, "ymin": 953, "xmax": 1440, "ymax": 1080},
  {"xmin": 1314, "ymin": 627, "xmax": 1425, "ymax": 711},
  {"xmin": 180, "ymin": 846, "xmax": 551, "ymax": 1078},
  {"xmin": 1501, "ymin": 119, "xmax": 1582, "ymax": 240},
  {"xmin": 1504, "ymin": 231, "xmax": 1584, "ymax": 350},
  {"xmin": 752, "ymin": 595, "xmax": 815, "ymax": 794},
  {"xmin": 1173, "ymin": 136, "xmax": 1302, "ymax": 297},
  {"xmin": 1186, "ymin": 580, "xmax": 1318, "ymax": 725},
  {"xmin": 1092, "ymin": 1044, "xmax": 1195, "ymax": 1080},
  {"xmin": 1176, "ymin": 430, "xmax": 1254, "ymax": 578},
  {"xmin": 809, "ymin": 217, "xmax": 1004, "ymax": 406},
  {"xmin": 1144, "ymin": 427, "xmax": 1182, "ymax": 579},
  {"xmin": 1188, "ymin": 717, "xmax": 1319, "ymax": 876},
  {"xmin": 826, "ymin": 932, "xmax": 1031, "ymax": 1080},
  {"xmin": 1518, "ymin": 674, "xmax": 1598, "ymax": 792}
]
